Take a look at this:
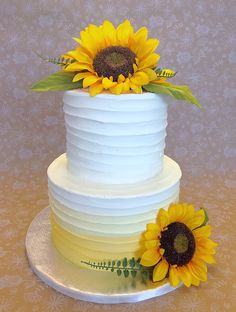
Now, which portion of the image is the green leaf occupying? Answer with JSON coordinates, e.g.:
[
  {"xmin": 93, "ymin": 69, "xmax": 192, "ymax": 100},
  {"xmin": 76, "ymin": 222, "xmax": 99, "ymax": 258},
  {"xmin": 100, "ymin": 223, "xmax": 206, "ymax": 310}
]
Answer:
[
  {"xmin": 31, "ymin": 71, "xmax": 82, "ymax": 92},
  {"xmin": 117, "ymin": 269, "xmax": 122, "ymax": 276},
  {"xmin": 143, "ymin": 82, "xmax": 202, "ymax": 109},
  {"xmin": 122, "ymin": 257, "xmax": 128, "ymax": 267},
  {"xmin": 131, "ymin": 270, "xmax": 137, "ymax": 278},
  {"xmin": 200, "ymin": 207, "xmax": 209, "ymax": 226},
  {"xmin": 135, "ymin": 259, "xmax": 142, "ymax": 270},
  {"xmin": 123, "ymin": 269, "xmax": 129, "ymax": 278},
  {"xmin": 117, "ymin": 260, "xmax": 121, "ymax": 267},
  {"xmin": 141, "ymin": 270, "xmax": 150, "ymax": 281},
  {"xmin": 129, "ymin": 258, "xmax": 135, "ymax": 268}
]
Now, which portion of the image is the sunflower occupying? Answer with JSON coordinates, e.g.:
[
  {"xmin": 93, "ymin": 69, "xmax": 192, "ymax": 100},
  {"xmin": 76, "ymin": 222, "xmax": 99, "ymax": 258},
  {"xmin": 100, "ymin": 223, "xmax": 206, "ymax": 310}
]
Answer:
[
  {"xmin": 63, "ymin": 20, "xmax": 163, "ymax": 96},
  {"xmin": 140, "ymin": 203, "xmax": 217, "ymax": 287}
]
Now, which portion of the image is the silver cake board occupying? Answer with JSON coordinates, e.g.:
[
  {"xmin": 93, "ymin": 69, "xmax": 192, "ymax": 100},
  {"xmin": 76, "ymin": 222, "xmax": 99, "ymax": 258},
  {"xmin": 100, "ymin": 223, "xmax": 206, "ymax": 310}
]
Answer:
[{"xmin": 25, "ymin": 207, "xmax": 180, "ymax": 304}]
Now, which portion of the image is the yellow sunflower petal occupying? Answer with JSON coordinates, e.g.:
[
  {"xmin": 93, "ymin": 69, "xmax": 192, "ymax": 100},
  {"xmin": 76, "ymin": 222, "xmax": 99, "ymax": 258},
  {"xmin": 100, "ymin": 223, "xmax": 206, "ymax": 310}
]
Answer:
[
  {"xmin": 137, "ymin": 39, "xmax": 159, "ymax": 61},
  {"xmin": 61, "ymin": 54, "xmax": 74, "ymax": 61},
  {"xmin": 157, "ymin": 208, "xmax": 170, "ymax": 230},
  {"xmin": 160, "ymin": 248, "xmax": 165, "ymax": 255},
  {"xmin": 195, "ymin": 251, "xmax": 216, "ymax": 264},
  {"xmin": 147, "ymin": 223, "xmax": 160, "ymax": 232},
  {"xmin": 79, "ymin": 30, "xmax": 98, "ymax": 57},
  {"xmin": 168, "ymin": 203, "xmax": 180, "ymax": 222},
  {"xmin": 145, "ymin": 240, "xmax": 159, "ymax": 249},
  {"xmin": 83, "ymin": 75, "xmax": 100, "ymax": 88},
  {"xmin": 102, "ymin": 20, "xmax": 116, "ymax": 46},
  {"xmin": 102, "ymin": 77, "xmax": 117, "ymax": 89},
  {"xmin": 138, "ymin": 53, "xmax": 160, "ymax": 70},
  {"xmin": 72, "ymin": 36, "xmax": 82, "ymax": 45},
  {"xmin": 72, "ymin": 72, "xmax": 92, "ymax": 82},
  {"xmin": 65, "ymin": 62, "xmax": 94, "ymax": 72},
  {"xmin": 142, "ymin": 68, "xmax": 157, "ymax": 81},
  {"xmin": 192, "ymin": 257, "xmax": 208, "ymax": 272},
  {"xmin": 169, "ymin": 266, "xmax": 180, "ymax": 287},
  {"xmin": 191, "ymin": 274, "xmax": 201, "ymax": 286},
  {"xmin": 187, "ymin": 209, "xmax": 205, "ymax": 230},
  {"xmin": 140, "ymin": 248, "xmax": 161, "ymax": 267},
  {"xmin": 122, "ymin": 79, "xmax": 130, "ymax": 93},
  {"xmin": 89, "ymin": 81, "xmax": 103, "ymax": 96},
  {"xmin": 133, "ymin": 26, "xmax": 148, "ymax": 47},
  {"xmin": 109, "ymin": 82, "xmax": 123, "ymax": 94},
  {"xmin": 144, "ymin": 230, "xmax": 158, "ymax": 240},
  {"xmin": 87, "ymin": 24, "xmax": 106, "ymax": 51},
  {"xmin": 193, "ymin": 225, "xmax": 212, "ymax": 238},
  {"xmin": 130, "ymin": 71, "xmax": 149, "ymax": 86},
  {"xmin": 153, "ymin": 258, "xmax": 169, "ymax": 282},
  {"xmin": 118, "ymin": 74, "xmax": 126, "ymax": 83},
  {"xmin": 183, "ymin": 203, "xmax": 194, "ymax": 215},
  {"xmin": 152, "ymin": 78, "xmax": 167, "ymax": 84},
  {"xmin": 198, "ymin": 238, "xmax": 218, "ymax": 249},
  {"xmin": 133, "ymin": 63, "xmax": 138, "ymax": 73},
  {"xmin": 188, "ymin": 259, "xmax": 207, "ymax": 281},
  {"xmin": 130, "ymin": 83, "xmax": 142, "ymax": 94},
  {"xmin": 180, "ymin": 204, "xmax": 196, "ymax": 224},
  {"xmin": 168, "ymin": 203, "xmax": 195, "ymax": 224},
  {"xmin": 67, "ymin": 50, "xmax": 92, "ymax": 64},
  {"xmin": 116, "ymin": 20, "xmax": 133, "ymax": 46},
  {"xmin": 195, "ymin": 244, "xmax": 216, "ymax": 256},
  {"xmin": 177, "ymin": 265, "xmax": 192, "ymax": 287}
]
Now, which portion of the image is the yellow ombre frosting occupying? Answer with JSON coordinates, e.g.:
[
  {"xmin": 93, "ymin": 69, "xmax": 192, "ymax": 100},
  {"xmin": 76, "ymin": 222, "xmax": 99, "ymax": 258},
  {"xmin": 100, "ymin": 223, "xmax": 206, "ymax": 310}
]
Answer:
[
  {"xmin": 48, "ymin": 154, "xmax": 181, "ymax": 267},
  {"xmin": 51, "ymin": 212, "xmax": 144, "ymax": 266}
]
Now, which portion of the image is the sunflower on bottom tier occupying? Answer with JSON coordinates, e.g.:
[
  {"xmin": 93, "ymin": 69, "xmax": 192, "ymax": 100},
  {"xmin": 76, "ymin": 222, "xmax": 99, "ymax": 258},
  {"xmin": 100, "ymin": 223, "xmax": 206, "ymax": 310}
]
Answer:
[{"xmin": 140, "ymin": 203, "xmax": 217, "ymax": 287}]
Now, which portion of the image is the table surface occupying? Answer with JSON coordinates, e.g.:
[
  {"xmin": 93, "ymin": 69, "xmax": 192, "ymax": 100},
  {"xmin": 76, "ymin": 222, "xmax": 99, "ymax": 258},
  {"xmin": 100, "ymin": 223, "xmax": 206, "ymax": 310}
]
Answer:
[{"xmin": 1, "ymin": 173, "xmax": 236, "ymax": 312}]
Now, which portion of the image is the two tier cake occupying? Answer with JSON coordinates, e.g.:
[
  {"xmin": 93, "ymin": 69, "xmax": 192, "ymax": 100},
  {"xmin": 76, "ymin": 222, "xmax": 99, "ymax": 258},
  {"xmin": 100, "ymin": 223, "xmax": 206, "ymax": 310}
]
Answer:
[
  {"xmin": 31, "ymin": 20, "xmax": 216, "ymax": 290},
  {"xmin": 48, "ymin": 90, "xmax": 181, "ymax": 266}
]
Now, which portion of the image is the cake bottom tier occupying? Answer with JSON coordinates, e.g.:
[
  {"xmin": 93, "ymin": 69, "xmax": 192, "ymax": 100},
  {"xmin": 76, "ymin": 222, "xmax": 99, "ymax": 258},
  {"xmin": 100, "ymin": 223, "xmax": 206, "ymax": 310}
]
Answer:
[{"xmin": 48, "ymin": 154, "xmax": 181, "ymax": 266}]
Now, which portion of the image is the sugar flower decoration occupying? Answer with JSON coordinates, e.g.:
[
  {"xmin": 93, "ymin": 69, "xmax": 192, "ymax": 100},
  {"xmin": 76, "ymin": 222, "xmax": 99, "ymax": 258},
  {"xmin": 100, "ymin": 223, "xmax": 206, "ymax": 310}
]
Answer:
[
  {"xmin": 62, "ymin": 20, "xmax": 162, "ymax": 95},
  {"xmin": 140, "ymin": 204, "xmax": 217, "ymax": 287},
  {"xmin": 31, "ymin": 20, "xmax": 201, "ymax": 107}
]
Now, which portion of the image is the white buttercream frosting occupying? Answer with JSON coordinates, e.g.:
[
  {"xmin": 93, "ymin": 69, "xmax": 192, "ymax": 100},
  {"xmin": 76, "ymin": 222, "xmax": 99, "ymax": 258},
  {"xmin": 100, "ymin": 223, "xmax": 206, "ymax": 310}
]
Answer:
[
  {"xmin": 64, "ymin": 90, "xmax": 168, "ymax": 184},
  {"xmin": 48, "ymin": 90, "xmax": 183, "ymax": 264},
  {"xmin": 48, "ymin": 153, "xmax": 181, "ymax": 236},
  {"xmin": 48, "ymin": 153, "xmax": 181, "ymax": 262}
]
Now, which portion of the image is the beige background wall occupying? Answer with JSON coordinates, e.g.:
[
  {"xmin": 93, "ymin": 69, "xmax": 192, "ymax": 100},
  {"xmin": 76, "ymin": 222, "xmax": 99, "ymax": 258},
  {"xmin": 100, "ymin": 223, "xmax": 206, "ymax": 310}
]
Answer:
[{"xmin": 0, "ymin": 1, "xmax": 236, "ymax": 311}]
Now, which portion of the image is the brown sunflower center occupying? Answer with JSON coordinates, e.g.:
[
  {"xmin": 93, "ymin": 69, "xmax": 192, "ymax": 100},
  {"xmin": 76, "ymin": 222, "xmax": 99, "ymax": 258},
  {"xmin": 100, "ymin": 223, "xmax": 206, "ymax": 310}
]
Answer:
[
  {"xmin": 93, "ymin": 46, "xmax": 136, "ymax": 81},
  {"xmin": 160, "ymin": 222, "xmax": 195, "ymax": 266}
]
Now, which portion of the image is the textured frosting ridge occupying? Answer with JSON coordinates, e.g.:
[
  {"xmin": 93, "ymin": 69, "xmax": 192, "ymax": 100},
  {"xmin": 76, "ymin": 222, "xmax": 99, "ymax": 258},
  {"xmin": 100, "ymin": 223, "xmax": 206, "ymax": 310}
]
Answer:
[{"xmin": 64, "ymin": 90, "xmax": 168, "ymax": 184}]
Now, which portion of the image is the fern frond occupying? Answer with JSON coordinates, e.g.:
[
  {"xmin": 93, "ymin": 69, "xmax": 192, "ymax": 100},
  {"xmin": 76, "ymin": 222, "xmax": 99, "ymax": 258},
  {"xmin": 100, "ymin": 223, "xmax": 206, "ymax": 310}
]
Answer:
[
  {"xmin": 155, "ymin": 67, "xmax": 177, "ymax": 78},
  {"xmin": 35, "ymin": 52, "xmax": 75, "ymax": 67},
  {"xmin": 81, "ymin": 257, "xmax": 152, "ymax": 280}
]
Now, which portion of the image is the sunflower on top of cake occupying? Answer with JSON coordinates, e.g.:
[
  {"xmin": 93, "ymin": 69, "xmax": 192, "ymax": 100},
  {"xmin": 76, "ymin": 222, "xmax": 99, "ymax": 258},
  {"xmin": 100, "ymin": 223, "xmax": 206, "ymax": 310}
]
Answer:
[
  {"xmin": 31, "ymin": 20, "xmax": 217, "ymax": 289},
  {"xmin": 32, "ymin": 19, "xmax": 201, "ymax": 108}
]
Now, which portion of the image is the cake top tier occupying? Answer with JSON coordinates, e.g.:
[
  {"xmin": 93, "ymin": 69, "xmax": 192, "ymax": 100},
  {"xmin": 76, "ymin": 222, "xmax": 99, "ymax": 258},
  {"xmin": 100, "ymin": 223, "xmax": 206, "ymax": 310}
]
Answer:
[{"xmin": 64, "ymin": 89, "xmax": 168, "ymax": 185}]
